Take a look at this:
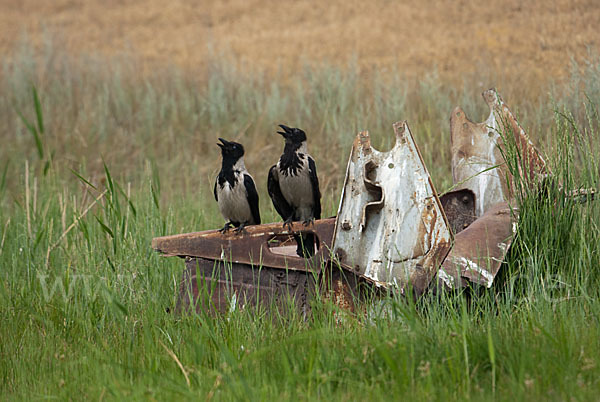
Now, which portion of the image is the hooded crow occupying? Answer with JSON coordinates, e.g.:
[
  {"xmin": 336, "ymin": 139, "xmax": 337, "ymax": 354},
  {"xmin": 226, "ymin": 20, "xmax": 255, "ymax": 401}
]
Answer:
[
  {"xmin": 214, "ymin": 138, "xmax": 260, "ymax": 233},
  {"xmin": 268, "ymin": 125, "xmax": 321, "ymax": 256}
]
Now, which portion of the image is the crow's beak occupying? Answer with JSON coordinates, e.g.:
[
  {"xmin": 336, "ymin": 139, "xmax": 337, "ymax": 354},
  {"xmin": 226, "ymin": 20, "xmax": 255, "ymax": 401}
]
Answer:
[
  {"xmin": 277, "ymin": 124, "xmax": 291, "ymax": 138},
  {"xmin": 217, "ymin": 138, "xmax": 230, "ymax": 148}
]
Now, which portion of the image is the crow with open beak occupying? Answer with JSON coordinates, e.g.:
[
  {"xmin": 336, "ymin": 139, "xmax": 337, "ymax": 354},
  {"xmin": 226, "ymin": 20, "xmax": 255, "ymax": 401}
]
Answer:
[
  {"xmin": 268, "ymin": 125, "xmax": 321, "ymax": 257},
  {"xmin": 214, "ymin": 138, "xmax": 260, "ymax": 233}
]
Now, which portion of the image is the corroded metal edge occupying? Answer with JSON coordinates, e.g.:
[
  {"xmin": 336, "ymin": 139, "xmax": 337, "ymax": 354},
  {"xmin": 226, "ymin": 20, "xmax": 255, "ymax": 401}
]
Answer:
[
  {"xmin": 152, "ymin": 218, "xmax": 336, "ymax": 272},
  {"xmin": 332, "ymin": 121, "xmax": 452, "ymax": 295},
  {"xmin": 176, "ymin": 257, "xmax": 315, "ymax": 315},
  {"xmin": 437, "ymin": 202, "xmax": 517, "ymax": 289},
  {"xmin": 444, "ymin": 88, "xmax": 548, "ymax": 289},
  {"xmin": 451, "ymin": 88, "xmax": 548, "ymax": 217}
]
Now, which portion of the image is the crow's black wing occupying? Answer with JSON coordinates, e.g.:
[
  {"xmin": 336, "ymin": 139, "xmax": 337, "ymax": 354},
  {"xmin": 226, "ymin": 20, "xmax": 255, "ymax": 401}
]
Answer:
[
  {"xmin": 243, "ymin": 174, "xmax": 261, "ymax": 225},
  {"xmin": 267, "ymin": 165, "xmax": 293, "ymax": 220},
  {"xmin": 213, "ymin": 178, "xmax": 218, "ymax": 202},
  {"xmin": 308, "ymin": 157, "xmax": 321, "ymax": 220}
]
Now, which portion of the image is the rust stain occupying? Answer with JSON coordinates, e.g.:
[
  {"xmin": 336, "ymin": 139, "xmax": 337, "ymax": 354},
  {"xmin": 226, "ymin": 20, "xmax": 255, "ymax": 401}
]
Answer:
[
  {"xmin": 451, "ymin": 88, "xmax": 548, "ymax": 217},
  {"xmin": 153, "ymin": 218, "xmax": 336, "ymax": 272},
  {"xmin": 175, "ymin": 257, "xmax": 314, "ymax": 315},
  {"xmin": 437, "ymin": 202, "xmax": 516, "ymax": 289},
  {"xmin": 333, "ymin": 121, "xmax": 452, "ymax": 296}
]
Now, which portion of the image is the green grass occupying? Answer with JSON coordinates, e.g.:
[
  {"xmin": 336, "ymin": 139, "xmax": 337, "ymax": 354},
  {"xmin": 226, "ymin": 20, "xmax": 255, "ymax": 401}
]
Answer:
[{"xmin": 1, "ymin": 42, "xmax": 600, "ymax": 400}]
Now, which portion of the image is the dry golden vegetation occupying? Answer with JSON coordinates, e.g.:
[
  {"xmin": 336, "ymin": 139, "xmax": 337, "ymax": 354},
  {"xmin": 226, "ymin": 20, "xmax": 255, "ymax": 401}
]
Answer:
[
  {"xmin": 1, "ymin": 0, "xmax": 599, "ymax": 208},
  {"xmin": 2, "ymin": 0, "xmax": 599, "ymax": 89}
]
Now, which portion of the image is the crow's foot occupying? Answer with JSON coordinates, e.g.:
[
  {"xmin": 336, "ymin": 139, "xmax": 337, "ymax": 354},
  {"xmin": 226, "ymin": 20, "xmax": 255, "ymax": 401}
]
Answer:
[
  {"xmin": 302, "ymin": 218, "xmax": 315, "ymax": 227},
  {"xmin": 219, "ymin": 222, "xmax": 233, "ymax": 233},
  {"xmin": 282, "ymin": 218, "xmax": 294, "ymax": 231},
  {"xmin": 234, "ymin": 223, "xmax": 247, "ymax": 234}
]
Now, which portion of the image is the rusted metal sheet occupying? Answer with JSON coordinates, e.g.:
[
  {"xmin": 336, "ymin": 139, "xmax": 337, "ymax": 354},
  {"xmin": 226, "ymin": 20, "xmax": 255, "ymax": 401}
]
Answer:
[
  {"xmin": 332, "ymin": 121, "xmax": 452, "ymax": 295},
  {"xmin": 440, "ymin": 189, "xmax": 476, "ymax": 235},
  {"xmin": 443, "ymin": 89, "xmax": 550, "ymax": 289},
  {"xmin": 320, "ymin": 264, "xmax": 378, "ymax": 314},
  {"xmin": 155, "ymin": 218, "xmax": 378, "ymax": 314},
  {"xmin": 176, "ymin": 257, "xmax": 314, "ymax": 315},
  {"xmin": 451, "ymin": 88, "xmax": 548, "ymax": 217},
  {"xmin": 437, "ymin": 202, "xmax": 517, "ymax": 289},
  {"xmin": 175, "ymin": 257, "xmax": 377, "ymax": 316},
  {"xmin": 152, "ymin": 218, "xmax": 335, "ymax": 272}
]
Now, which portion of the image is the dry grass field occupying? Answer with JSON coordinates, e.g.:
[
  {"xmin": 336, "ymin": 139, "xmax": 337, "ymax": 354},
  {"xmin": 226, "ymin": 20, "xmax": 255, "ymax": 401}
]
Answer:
[{"xmin": 2, "ymin": 0, "xmax": 599, "ymax": 88}]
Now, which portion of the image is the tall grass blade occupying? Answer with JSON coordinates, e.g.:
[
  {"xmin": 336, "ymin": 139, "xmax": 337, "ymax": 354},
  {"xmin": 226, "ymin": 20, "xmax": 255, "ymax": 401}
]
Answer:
[
  {"xmin": 0, "ymin": 160, "xmax": 8, "ymax": 196},
  {"xmin": 32, "ymin": 86, "xmax": 45, "ymax": 135},
  {"xmin": 70, "ymin": 168, "xmax": 98, "ymax": 190},
  {"xmin": 102, "ymin": 160, "xmax": 115, "ymax": 197},
  {"xmin": 487, "ymin": 320, "xmax": 496, "ymax": 396},
  {"xmin": 15, "ymin": 108, "xmax": 43, "ymax": 160},
  {"xmin": 95, "ymin": 216, "xmax": 114, "ymax": 238}
]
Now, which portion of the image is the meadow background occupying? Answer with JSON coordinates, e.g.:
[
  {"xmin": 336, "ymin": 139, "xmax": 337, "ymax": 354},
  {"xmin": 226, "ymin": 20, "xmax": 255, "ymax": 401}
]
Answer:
[{"xmin": 1, "ymin": 0, "xmax": 600, "ymax": 399}]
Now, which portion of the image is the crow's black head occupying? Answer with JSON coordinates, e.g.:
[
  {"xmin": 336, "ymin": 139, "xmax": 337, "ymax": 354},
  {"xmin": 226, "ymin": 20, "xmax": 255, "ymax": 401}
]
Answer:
[
  {"xmin": 217, "ymin": 138, "xmax": 244, "ymax": 162},
  {"xmin": 277, "ymin": 125, "xmax": 307, "ymax": 144}
]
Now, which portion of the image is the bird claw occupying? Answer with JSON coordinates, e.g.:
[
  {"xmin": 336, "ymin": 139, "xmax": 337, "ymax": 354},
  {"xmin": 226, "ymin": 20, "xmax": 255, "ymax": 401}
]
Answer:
[
  {"xmin": 234, "ymin": 224, "xmax": 247, "ymax": 234},
  {"xmin": 302, "ymin": 218, "xmax": 315, "ymax": 227},
  {"xmin": 282, "ymin": 218, "xmax": 294, "ymax": 231},
  {"xmin": 219, "ymin": 222, "xmax": 233, "ymax": 233}
]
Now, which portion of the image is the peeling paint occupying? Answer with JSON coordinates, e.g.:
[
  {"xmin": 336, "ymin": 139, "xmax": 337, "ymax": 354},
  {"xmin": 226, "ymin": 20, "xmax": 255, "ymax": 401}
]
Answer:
[
  {"xmin": 451, "ymin": 256, "xmax": 494, "ymax": 288},
  {"xmin": 332, "ymin": 121, "xmax": 452, "ymax": 295},
  {"xmin": 437, "ymin": 268, "xmax": 456, "ymax": 289}
]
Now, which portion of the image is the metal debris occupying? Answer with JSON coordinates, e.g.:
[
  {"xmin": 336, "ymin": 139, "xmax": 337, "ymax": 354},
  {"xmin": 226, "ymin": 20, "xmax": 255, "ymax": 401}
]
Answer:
[
  {"xmin": 153, "ymin": 220, "xmax": 335, "ymax": 314},
  {"xmin": 331, "ymin": 121, "xmax": 452, "ymax": 295},
  {"xmin": 152, "ymin": 218, "xmax": 335, "ymax": 271},
  {"xmin": 439, "ymin": 88, "xmax": 547, "ymax": 289},
  {"xmin": 175, "ymin": 257, "xmax": 314, "ymax": 315},
  {"xmin": 437, "ymin": 202, "xmax": 517, "ymax": 289},
  {"xmin": 451, "ymin": 88, "xmax": 548, "ymax": 217}
]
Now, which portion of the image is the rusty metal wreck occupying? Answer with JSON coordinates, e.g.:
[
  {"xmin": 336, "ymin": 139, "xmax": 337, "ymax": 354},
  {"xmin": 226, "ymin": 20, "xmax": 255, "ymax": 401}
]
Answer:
[{"xmin": 152, "ymin": 88, "xmax": 553, "ymax": 313}]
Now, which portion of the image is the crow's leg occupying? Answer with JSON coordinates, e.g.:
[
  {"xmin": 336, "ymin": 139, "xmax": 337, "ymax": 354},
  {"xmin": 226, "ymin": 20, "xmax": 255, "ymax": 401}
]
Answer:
[
  {"xmin": 302, "ymin": 217, "xmax": 315, "ymax": 227},
  {"xmin": 234, "ymin": 222, "xmax": 248, "ymax": 234},
  {"xmin": 219, "ymin": 222, "xmax": 233, "ymax": 233},
  {"xmin": 282, "ymin": 216, "xmax": 294, "ymax": 231}
]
